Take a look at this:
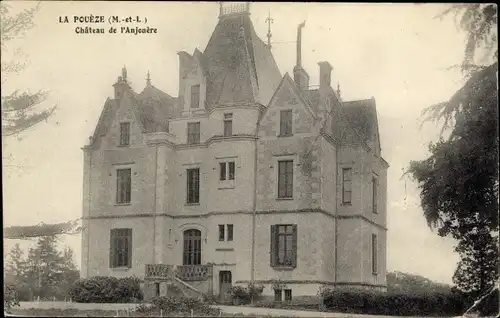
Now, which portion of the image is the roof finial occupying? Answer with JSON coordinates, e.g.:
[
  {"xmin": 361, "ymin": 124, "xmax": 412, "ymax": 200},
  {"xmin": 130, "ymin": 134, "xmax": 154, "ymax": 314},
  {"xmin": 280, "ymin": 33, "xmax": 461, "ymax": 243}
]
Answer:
[
  {"xmin": 219, "ymin": 2, "xmax": 223, "ymax": 17},
  {"xmin": 146, "ymin": 70, "xmax": 151, "ymax": 86},
  {"xmin": 266, "ymin": 9, "xmax": 274, "ymax": 49},
  {"xmin": 337, "ymin": 82, "xmax": 341, "ymax": 98},
  {"xmin": 122, "ymin": 65, "xmax": 127, "ymax": 82}
]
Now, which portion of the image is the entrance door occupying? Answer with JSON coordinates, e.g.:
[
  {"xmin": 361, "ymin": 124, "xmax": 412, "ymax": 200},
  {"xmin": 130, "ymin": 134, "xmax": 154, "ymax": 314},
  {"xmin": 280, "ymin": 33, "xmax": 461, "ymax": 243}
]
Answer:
[
  {"xmin": 219, "ymin": 271, "xmax": 232, "ymax": 302},
  {"xmin": 183, "ymin": 229, "xmax": 202, "ymax": 265}
]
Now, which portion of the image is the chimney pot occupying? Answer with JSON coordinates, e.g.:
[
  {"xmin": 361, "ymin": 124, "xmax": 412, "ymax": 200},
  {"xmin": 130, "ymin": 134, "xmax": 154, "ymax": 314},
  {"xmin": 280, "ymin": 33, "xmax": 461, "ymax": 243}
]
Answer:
[{"xmin": 318, "ymin": 61, "xmax": 333, "ymax": 89}]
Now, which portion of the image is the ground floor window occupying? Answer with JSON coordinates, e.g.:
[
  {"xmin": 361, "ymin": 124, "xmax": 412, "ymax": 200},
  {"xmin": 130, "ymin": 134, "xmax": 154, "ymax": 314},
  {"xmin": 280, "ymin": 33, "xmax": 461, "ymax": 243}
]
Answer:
[
  {"xmin": 274, "ymin": 289, "xmax": 282, "ymax": 302},
  {"xmin": 284, "ymin": 289, "xmax": 292, "ymax": 301}
]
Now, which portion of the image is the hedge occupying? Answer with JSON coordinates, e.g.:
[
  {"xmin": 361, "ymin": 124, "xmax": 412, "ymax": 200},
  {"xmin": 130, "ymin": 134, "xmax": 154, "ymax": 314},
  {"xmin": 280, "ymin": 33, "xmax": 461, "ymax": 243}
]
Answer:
[
  {"xmin": 68, "ymin": 276, "xmax": 143, "ymax": 303},
  {"xmin": 321, "ymin": 288, "xmax": 471, "ymax": 316}
]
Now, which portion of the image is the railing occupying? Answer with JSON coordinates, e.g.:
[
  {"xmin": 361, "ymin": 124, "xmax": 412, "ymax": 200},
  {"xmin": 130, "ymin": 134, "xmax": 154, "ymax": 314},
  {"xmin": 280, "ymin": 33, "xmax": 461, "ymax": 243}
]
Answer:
[
  {"xmin": 220, "ymin": 3, "xmax": 250, "ymax": 17},
  {"xmin": 175, "ymin": 264, "xmax": 213, "ymax": 281},
  {"xmin": 145, "ymin": 264, "xmax": 175, "ymax": 279}
]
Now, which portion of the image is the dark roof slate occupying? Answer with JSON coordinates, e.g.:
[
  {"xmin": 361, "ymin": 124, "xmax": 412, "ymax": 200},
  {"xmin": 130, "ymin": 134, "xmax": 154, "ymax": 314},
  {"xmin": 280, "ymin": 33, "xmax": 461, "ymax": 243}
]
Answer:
[
  {"xmin": 202, "ymin": 13, "xmax": 281, "ymax": 106},
  {"xmin": 331, "ymin": 98, "xmax": 378, "ymax": 145}
]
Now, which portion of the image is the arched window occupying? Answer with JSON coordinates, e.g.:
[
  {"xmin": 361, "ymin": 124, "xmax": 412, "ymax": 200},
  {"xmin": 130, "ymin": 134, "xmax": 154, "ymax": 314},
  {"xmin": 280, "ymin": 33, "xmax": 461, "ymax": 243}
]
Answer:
[{"xmin": 183, "ymin": 229, "xmax": 202, "ymax": 265}]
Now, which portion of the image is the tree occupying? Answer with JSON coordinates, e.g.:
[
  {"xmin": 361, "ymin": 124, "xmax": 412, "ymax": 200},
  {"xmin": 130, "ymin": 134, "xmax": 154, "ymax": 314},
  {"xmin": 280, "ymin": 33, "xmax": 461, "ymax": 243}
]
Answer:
[
  {"xmin": 24, "ymin": 236, "xmax": 67, "ymax": 300},
  {"xmin": 1, "ymin": 1, "xmax": 56, "ymax": 137},
  {"xmin": 5, "ymin": 243, "xmax": 27, "ymax": 284},
  {"xmin": 5, "ymin": 244, "xmax": 32, "ymax": 301},
  {"xmin": 407, "ymin": 3, "xmax": 498, "ymax": 296},
  {"xmin": 453, "ymin": 228, "xmax": 498, "ymax": 295}
]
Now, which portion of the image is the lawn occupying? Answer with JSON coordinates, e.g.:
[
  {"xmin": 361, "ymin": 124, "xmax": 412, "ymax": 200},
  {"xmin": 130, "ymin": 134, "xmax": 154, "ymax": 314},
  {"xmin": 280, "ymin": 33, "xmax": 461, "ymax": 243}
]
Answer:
[{"xmin": 8, "ymin": 308, "xmax": 278, "ymax": 317}]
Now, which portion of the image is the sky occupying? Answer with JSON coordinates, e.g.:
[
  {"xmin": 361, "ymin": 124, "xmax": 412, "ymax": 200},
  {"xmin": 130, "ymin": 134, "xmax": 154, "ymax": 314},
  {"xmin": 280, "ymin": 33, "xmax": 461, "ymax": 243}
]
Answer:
[{"xmin": 2, "ymin": 1, "xmax": 468, "ymax": 284}]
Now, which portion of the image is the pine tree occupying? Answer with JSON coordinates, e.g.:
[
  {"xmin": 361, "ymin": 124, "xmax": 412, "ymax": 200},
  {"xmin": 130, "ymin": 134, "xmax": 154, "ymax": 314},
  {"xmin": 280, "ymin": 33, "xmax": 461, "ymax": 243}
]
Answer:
[
  {"xmin": 1, "ymin": 2, "xmax": 56, "ymax": 138},
  {"xmin": 5, "ymin": 243, "xmax": 27, "ymax": 284}
]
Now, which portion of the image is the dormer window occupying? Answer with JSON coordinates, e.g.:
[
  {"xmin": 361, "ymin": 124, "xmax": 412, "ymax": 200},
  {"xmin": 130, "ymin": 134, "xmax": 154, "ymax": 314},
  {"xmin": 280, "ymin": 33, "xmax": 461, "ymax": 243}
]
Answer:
[
  {"xmin": 223, "ymin": 113, "xmax": 233, "ymax": 137},
  {"xmin": 191, "ymin": 84, "xmax": 200, "ymax": 109},
  {"xmin": 119, "ymin": 122, "xmax": 130, "ymax": 146},
  {"xmin": 279, "ymin": 110, "xmax": 293, "ymax": 137}
]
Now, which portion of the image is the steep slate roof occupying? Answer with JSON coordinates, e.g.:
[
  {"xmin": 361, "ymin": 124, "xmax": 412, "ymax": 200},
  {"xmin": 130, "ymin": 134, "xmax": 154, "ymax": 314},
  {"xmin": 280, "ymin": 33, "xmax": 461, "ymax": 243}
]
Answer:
[
  {"xmin": 137, "ymin": 84, "xmax": 177, "ymax": 131},
  {"xmin": 91, "ymin": 84, "xmax": 176, "ymax": 143},
  {"xmin": 92, "ymin": 98, "xmax": 118, "ymax": 141},
  {"xmin": 331, "ymin": 98, "xmax": 379, "ymax": 145},
  {"xmin": 202, "ymin": 13, "xmax": 282, "ymax": 107}
]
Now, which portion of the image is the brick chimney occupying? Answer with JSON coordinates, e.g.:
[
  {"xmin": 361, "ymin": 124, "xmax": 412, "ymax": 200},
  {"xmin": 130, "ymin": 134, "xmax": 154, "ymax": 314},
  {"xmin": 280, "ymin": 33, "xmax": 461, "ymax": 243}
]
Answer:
[
  {"xmin": 293, "ymin": 21, "xmax": 309, "ymax": 90},
  {"xmin": 318, "ymin": 61, "xmax": 332, "ymax": 89}
]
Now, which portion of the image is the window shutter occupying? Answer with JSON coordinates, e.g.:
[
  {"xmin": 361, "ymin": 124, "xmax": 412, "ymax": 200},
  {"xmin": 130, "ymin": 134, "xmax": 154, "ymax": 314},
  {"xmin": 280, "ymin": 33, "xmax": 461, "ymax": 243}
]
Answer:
[
  {"xmin": 270, "ymin": 225, "xmax": 277, "ymax": 267},
  {"xmin": 291, "ymin": 224, "xmax": 298, "ymax": 268},
  {"xmin": 109, "ymin": 231, "xmax": 115, "ymax": 268},
  {"xmin": 127, "ymin": 229, "xmax": 132, "ymax": 268}
]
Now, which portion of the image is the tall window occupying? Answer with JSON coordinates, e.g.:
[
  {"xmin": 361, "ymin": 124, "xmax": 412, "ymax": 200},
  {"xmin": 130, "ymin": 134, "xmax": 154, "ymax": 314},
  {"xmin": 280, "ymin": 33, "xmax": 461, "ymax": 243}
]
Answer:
[
  {"xmin": 278, "ymin": 160, "xmax": 293, "ymax": 198},
  {"xmin": 372, "ymin": 175, "xmax": 378, "ymax": 213},
  {"xmin": 191, "ymin": 84, "xmax": 200, "ymax": 108},
  {"xmin": 187, "ymin": 122, "xmax": 200, "ymax": 144},
  {"xmin": 183, "ymin": 229, "xmax": 201, "ymax": 265},
  {"xmin": 219, "ymin": 162, "xmax": 235, "ymax": 181},
  {"xmin": 342, "ymin": 168, "xmax": 352, "ymax": 204},
  {"xmin": 227, "ymin": 224, "xmax": 233, "ymax": 241},
  {"xmin": 270, "ymin": 224, "xmax": 297, "ymax": 268},
  {"xmin": 279, "ymin": 110, "xmax": 293, "ymax": 136},
  {"xmin": 218, "ymin": 224, "xmax": 225, "ymax": 241},
  {"xmin": 110, "ymin": 228, "xmax": 132, "ymax": 268},
  {"xmin": 186, "ymin": 168, "xmax": 200, "ymax": 204},
  {"xmin": 223, "ymin": 113, "xmax": 233, "ymax": 137},
  {"xmin": 372, "ymin": 234, "xmax": 378, "ymax": 275},
  {"xmin": 116, "ymin": 169, "xmax": 131, "ymax": 204},
  {"xmin": 119, "ymin": 122, "xmax": 130, "ymax": 146}
]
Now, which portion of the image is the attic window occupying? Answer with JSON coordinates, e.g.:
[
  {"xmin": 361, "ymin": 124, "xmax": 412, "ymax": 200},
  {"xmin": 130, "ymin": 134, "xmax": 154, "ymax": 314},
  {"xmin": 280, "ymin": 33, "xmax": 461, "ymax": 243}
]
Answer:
[
  {"xmin": 191, "ymin": 85, "xmax": 200, "ymax": 109},
  {"xmin": 119, "ymin": 122, "xmax": 130, "ymax": 146},
  {"xmin": 279, "ymin": 110, "xmax": 293, "ymax": 137}
]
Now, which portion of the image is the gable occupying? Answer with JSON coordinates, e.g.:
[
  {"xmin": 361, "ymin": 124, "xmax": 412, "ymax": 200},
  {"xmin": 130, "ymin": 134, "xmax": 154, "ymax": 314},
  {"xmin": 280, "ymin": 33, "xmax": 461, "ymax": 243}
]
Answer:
[
  {"xmin": 258, "ymin": 73, "xmax": 316, "ymax": 138},
  {"xmin": 102, "ymin": 91, "xmax": 145, "ymax": 149}
]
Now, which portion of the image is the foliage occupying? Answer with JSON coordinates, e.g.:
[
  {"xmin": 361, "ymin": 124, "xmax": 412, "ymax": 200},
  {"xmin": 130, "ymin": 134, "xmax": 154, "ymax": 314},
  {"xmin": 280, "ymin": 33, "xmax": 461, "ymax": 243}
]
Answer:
[
  {"xmin": 4, "ymin": 239, "xmax": 80, "ymax": 301},
  {"xmin": 435, "ymin": 4, "xmax": 497, "ymax": 70},
  {"xmin": 320, "ymin": 288, "xmax": 479, "ymax": 316},
  {"xmin": 453, "ymin": 228, "xmax": 499, "ymax": 294},
  {"xmin": 3, "ymin": 220, "xmax": 83, "ymax": 240},
  {"xmin": 4, "ymin": 284, "xmax": 20, "ymax": 312},
  {"xmin": 68, "ymin": 276, "xmax": 143, "ymax": 303},
  {"xmin": 0, "ymin": 1, "xmax": 56, "ymax": 137},
  {"xmin": 229, "ymin": 283, "xmax": 264, "ymax": 304},
  {"xmin": 387, "ymin": 271, "xmax": 452, "ymax": 294},
  {"xmin": 407, "ymin": 3, "xmax": 499, "ymax": 297}
]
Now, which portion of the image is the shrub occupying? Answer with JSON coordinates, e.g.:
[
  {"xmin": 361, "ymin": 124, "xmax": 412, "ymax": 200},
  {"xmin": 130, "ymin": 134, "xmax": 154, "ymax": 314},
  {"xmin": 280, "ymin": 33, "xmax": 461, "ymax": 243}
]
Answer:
[
  {"xmin": 4, "ymin": 284, "xmax": 20, "ymax": 312},
  {"xmin": 320, "ymin": 287, "xmax": 472, "ymax": 316},
  {"xmin": 230, "ymin": 283, "xmax": 264, "ymax": 305},
  {"xmin": 68, "ymin": 276, "xmax": 144, "ymax": 303}
]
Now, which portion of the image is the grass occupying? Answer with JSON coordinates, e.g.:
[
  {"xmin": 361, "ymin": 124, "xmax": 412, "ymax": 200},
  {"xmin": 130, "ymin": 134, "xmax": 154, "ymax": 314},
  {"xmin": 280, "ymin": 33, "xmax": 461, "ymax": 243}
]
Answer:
[{"xmin": 9, "ymin": 308, "xmax": 281, "ymax": 317}]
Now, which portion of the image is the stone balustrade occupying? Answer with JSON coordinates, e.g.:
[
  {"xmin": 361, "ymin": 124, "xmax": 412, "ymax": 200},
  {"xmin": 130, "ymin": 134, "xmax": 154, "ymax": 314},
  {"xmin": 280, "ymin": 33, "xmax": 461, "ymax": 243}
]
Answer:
[
  {"xmin": 175, "ymin": 264, "xmax": 213, "ymax": 281},
  {"xmin": 145, "ymin": 264, "xmax": 174, "ymax": 279},
  {"xmin": 145, "ymin": 264, "xmax": 214, "ymax": 282}
]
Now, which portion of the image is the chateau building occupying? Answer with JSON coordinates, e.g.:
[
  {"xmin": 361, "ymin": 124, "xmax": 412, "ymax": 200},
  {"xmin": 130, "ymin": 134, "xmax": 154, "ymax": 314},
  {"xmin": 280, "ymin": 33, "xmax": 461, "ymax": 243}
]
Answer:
[{"xmin": 81, "ymin": 3, "xmax": 389, "ymax": 301}]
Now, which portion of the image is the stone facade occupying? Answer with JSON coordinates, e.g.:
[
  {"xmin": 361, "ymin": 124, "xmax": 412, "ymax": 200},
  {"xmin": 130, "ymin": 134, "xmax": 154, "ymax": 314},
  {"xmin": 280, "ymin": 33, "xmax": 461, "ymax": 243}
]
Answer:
[{"xmin": 81, "ymin": 4, "xmax": 388, "ymax": 301}]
